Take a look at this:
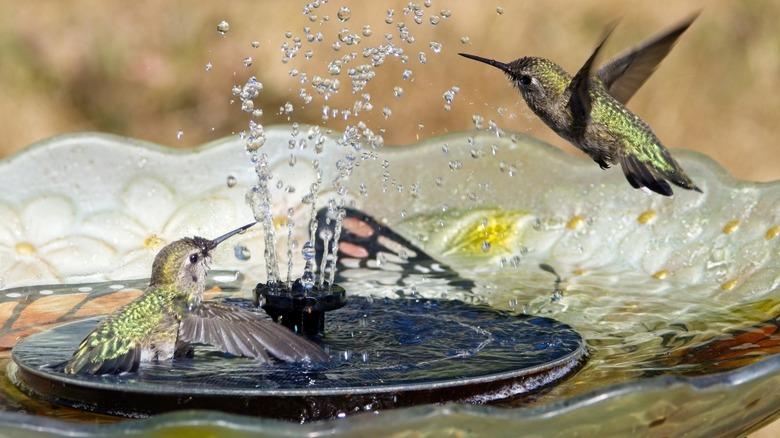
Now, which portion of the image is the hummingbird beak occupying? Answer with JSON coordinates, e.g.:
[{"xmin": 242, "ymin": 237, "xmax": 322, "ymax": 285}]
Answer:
[
  {"xmin": 459, "ymin": 53, "xmax": 511, "ymax": 74},
  {"xmin": 207, "ymin": 222, "xmax": 257, "ymax": 251}
]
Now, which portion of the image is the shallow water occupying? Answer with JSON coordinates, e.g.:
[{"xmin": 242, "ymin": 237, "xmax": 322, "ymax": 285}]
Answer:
[
  {"xmin": 15, "ymin": 298, "xmax": 582, "ymax": 392},
  {"xmin": 1, "ymin": 250, "xmax": 775, "ymax": 422},
  {"xmin": 394, "ymin": 210, "xmax": 780, "ymax": 405}
]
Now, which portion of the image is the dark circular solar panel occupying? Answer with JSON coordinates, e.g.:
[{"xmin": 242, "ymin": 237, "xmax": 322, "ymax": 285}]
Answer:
[{"xmin": 11, "ymin": 298, "xmax": 586, "ymax": 420}]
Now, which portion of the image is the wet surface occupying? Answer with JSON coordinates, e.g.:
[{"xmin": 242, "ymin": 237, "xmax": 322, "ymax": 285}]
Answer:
[{"xmin": 11, "ymin": 297, "xmax": 584, "ymax": 419}]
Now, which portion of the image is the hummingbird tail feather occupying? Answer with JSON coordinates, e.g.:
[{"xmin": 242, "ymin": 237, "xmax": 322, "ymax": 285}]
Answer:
[
  {"xmin": 665, "ymin": 163, "xmax": 703, "ymax": 193},
  {"xmin": 619, "ymin": 152, "xmax": 702, "ymax": 196},
  {"xmin": 619, "ymin": 153, "xmax": 673, "ymax": 196}
]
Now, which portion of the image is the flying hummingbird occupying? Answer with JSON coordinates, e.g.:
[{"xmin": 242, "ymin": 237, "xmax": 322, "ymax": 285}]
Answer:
[
  {"xmin": 460, "ymin": 15, "xmax": 702, "ymax": 196},
  {"xmin": 65, "ymin": 222, "xmax": 328, "ymax": 375}
]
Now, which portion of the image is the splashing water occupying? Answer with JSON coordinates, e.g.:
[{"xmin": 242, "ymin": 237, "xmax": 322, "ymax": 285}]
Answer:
[
  {"xmin": 247, "ymin": 154, "xmax": 281, "ymax": 283},
  {"xmin": 237, "ymin": 1, "xmax": 462, "ymax": 287}
]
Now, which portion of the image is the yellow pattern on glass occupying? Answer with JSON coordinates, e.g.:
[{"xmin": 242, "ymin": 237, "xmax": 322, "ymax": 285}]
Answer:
[
  {"xmin": 448, "ymin": 211, "xmax": 526, "ymax": 255},
  {"xmin": 14, "ymin": 242, "xmax": 36, "ymax": 255},
  {"xmin": 143, "ymin": 234, "xmax": 165, "ymax": 249},
  {"xmin": 566, "ymin": 215, "xmax": 585, "ymax": 230},
  {"xmin": 637, "ymin": 210, "xmax": 656, "ymax": 224},
  {"xmin": 722, "ymin": 219, "xmax": 740, "ymax": 235},
  {"xmin": 652, "ymin": 270, "xmax": 668, "ymax": 280}
]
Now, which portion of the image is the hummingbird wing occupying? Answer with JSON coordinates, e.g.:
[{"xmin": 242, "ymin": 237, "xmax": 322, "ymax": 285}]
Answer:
[
  {"xmin": 598, "ymin": 15, "xmax": 697, "ymax": 104},
  {"xmin": 179, "ymin": 302, "xmax": 328, "ymax": 363},
  {"xmin": 567, "ymin": 25, "xmax": 617, "ymax": 141}
]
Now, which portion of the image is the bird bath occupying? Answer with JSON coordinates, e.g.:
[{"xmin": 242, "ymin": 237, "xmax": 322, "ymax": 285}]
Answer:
[{"xmin": 0, "ymin": 129, "xmax": 779, "ymax": 435}]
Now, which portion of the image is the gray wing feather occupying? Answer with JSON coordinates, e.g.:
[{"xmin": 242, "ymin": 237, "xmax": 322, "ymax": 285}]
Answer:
[
  {"xmin": 598, "ymin": 14, "xmax": 697, "ymax": 104},
  {"xmin": 567, "ymin": 24, "xmax": 617, "ymax": 141},
  {"xmin": 179, "ymin": 303, "xmax": 328, "ymax": 363}
]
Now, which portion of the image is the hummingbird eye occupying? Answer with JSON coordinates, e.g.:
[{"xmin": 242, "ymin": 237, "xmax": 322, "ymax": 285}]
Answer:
[
  {"xmin": 189, "ymin": 253, "xmax": 199, "ymax": 264},
  {"xmin": 518, "ymin": 75, "xmax": 532, "ymax": 86}
]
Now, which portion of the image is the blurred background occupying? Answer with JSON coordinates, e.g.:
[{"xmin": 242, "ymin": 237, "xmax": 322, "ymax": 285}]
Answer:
[{"xmin": 0, "ymin": 0, "xmax": 778, "ymax": 184}]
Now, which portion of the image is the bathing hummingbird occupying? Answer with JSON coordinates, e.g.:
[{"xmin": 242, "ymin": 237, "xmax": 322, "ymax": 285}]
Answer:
[
  {"xmin": 460, "ymin": 15, "xmax": 702, "ymax": 196},
  {"xmin": 65, "ymin": 222, "xmax": 328, "ymax": 375}
]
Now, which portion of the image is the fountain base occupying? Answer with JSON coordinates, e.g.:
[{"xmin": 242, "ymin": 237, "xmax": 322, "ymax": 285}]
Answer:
[
  {"xmin": 254, "ymin": 280, "xmax": 346, "ymax": 337},
  {"xmin": 11, "ymin": 297, "xmax": 586, "ymax": 421}
]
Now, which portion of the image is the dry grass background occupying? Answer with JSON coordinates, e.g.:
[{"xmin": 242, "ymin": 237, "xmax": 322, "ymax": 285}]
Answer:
[
  {"xmin": 0, "ymin": 0, "xmax": 778, "ymax": 182},
  {"xmin": 0, "ymin": 0, "xmax": 779, "ymax": 434}
]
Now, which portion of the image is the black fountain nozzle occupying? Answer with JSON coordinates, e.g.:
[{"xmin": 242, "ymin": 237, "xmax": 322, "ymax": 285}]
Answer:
[{"xmin": 254, "ymin": 279, "xmax": 346, "ymax": 337}]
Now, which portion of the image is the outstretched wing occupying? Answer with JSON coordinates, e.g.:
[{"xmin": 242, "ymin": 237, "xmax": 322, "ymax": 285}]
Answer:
[
  {"xmin": 315, "ymin": 207, "xmax": 475, "ymax": 291},
  {"xmin": 598, "ymin": 14, "xmax": 697, "ymax": 104},
  {"xmin": 179, "ymin": 302, "xmax": 328, "ymax": 363},
  {"xmin": 567, "ymin": 24, "xmax": 616, "ymax": 141}
]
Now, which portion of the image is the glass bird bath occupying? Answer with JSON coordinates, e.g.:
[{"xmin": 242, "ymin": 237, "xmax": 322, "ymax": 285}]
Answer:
[{"xmin": 0, "ymin": 129, "xmax": 779, "ymax": 436}]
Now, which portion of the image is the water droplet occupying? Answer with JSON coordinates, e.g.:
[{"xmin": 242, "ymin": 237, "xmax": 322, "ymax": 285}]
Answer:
[
  {"xmin": 429, "ymin": 41, "xmax": 442, "ymax": 54},
  {"xmin": 429, "ymin": 15, "xmax": 440, "ymax": 25},
  {"xmin": 243, "ymin": 57, "xmax": 253, "ymax": 67},
  {"xmin": 442, "ymin": 86, "xmax": 459, "ymax": 111},
  {"xmin": 205, "ymin": 61, "xmax": 213, "ymax": 71},
  {"xmin": 251, "ymin": 40, "xmax": 261, "ymax": 48},
  {"xmin": 362, "ymin": 25, "xmax": 372, "ymax": 37},
  {"xmin": 382, "ymin": 106, "xmax": 392, "ymax": 119},
  {"xmin": 176, "ymin": 130, "xmax": 184, "ymax": 140},
  {"xmin": 337, "ymin": 6, "xmax": 351, "ymax": 22},
  {"xmin": 319, "ymin": 228, "xmax": 334, "ymax": 242},
  {"xmin": 402, "ymin": 69, "xmax": 413, "ymax": 81},
  {"xmin": 481, "ymin": 241, "xmax": 491, "ymax": 252},
  {"xmin": 301, "ymin": 241, "xmax": 316, "ymax": 261},
  {"xmin": 392, "ymin": 86, "xmax": 404, "ymax": 98},
  {"xmin": 216, "ymin": 20, "xmax": 230, "ymax": 35},
  {"xmin": 226, "ymin": 175, "xmax": 237, "ymax": 188},
  {"xmin": 460, "ymin": 35, "xmax": 471, "ymax": 44},
  {"xmin": 234, "ymin": 243, "xmax": 251, "ymax": 260},
  {"xmin": 301, "ymin": 269, "xmax": 315, "ymax": 291},
  {"xmin": 418, "ymin": 52, "xmax": 427, "ymax": 64},
  {"xmin": 496, "ymin": 6, "xmax": 504, "ymax": 15}
]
